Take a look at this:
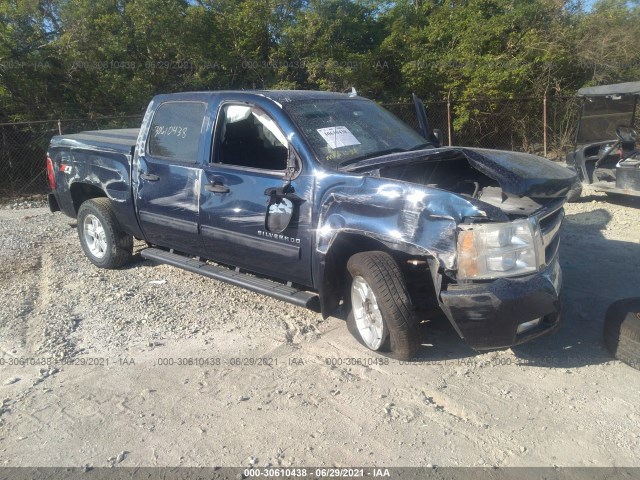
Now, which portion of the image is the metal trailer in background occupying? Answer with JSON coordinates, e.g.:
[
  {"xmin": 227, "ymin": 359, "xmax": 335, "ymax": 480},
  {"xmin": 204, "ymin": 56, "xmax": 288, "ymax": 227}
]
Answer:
[{"xmin": 566, "ymin": 81, "xmax": 640, "ymax": 200}]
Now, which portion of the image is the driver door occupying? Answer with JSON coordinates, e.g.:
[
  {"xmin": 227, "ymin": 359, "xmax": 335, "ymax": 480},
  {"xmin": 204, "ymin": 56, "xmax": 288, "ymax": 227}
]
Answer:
[{"xmin": 198, "ymin": 103, "xmax": 314, "ymax": 287}]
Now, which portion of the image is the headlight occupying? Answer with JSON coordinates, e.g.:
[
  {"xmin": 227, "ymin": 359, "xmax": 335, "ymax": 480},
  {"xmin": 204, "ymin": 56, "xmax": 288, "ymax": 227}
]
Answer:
[{"xmin": 457, "ymin": 219, "xmax": 543, "ymax": 280}]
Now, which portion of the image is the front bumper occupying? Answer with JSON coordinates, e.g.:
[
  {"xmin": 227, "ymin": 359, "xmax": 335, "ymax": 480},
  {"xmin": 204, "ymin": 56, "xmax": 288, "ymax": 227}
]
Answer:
[{"xmin": 440, "ymin": 257, "xmax": 562, "ymax": 350}]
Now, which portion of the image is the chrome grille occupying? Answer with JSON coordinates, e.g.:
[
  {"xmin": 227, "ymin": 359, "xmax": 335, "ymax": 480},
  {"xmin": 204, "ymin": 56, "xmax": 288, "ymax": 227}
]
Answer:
[{"xmin": 536, "ymin": 200, "xmax": 565, "ymax": 265}]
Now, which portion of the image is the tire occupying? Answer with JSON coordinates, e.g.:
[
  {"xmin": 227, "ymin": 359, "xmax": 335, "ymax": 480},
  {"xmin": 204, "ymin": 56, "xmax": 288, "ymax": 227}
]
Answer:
[
  {"xmin": 603, "ymin": 298, "xmax": 640, "ymax": 371},
  {"xmin": 345, "ymin": 251, "xmax": 420, "ymax": 360},
  {"xmin": 77, "ymin": 198, "xmax": 133, "ymax": 269}
]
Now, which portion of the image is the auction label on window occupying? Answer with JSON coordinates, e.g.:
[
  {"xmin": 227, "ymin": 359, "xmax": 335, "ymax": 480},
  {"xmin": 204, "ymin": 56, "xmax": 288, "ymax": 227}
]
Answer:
[{"xmin": 317, "ymin": 126, "xmax": 361, "ymax": 149}]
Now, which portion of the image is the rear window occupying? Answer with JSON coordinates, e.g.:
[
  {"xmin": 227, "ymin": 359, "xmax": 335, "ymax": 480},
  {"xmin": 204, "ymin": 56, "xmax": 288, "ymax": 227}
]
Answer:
[{"xmin": 148, "ymin": 101, "xmax": 206, "ymax": 162}]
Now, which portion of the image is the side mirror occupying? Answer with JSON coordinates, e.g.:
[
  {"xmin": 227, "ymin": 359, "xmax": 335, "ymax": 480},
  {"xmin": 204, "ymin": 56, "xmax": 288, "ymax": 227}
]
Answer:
[
  {"xmin": 266, "ymin": 197, "xmax": 295, "ymax": 234},
  {"xmin": 264, "ymin": 185, "xmax": 305, "ymax": 233},
  {"xmin": 284, "ymin": 148, "xmax": 301, "ymax": 181}
]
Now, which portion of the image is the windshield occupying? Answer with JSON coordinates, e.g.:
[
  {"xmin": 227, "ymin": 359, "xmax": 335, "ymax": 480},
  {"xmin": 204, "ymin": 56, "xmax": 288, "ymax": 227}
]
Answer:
[
  {"xmin": 283, "ymin": 99, "xmax": 430, "ymax": 168},
  {"xmin": 577, "ymin": 95, "xmax": 637, "ymax": 144}
]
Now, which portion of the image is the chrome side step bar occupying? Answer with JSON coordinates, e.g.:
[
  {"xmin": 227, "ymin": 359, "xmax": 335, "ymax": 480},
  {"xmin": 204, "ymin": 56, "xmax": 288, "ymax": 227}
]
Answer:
[{"xmin": 140, "ymin": 248, "xmax": 320, "ymax": 311}]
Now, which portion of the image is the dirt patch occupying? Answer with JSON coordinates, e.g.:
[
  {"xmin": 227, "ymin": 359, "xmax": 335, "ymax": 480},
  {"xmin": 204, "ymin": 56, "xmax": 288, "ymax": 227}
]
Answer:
[{"xmin": 1, "ymin": 189, "xmax": 639, "ymax": 467}]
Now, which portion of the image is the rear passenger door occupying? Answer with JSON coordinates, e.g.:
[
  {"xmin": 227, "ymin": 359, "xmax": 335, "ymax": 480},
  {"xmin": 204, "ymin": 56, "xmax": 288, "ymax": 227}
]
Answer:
[
  {"xmin": 135, "ymin": 101, "xmax": 206, "ymax": 253},
  {"xmin": 199, "ymin": 103, "xmax": 314, "ymax": 287}
]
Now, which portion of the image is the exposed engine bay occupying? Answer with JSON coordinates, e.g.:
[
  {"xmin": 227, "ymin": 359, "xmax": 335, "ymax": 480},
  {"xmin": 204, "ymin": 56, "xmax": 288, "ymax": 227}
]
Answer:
[{"xmin": 366, "ymin": 148, "xmax": 573, "ymax": 217}]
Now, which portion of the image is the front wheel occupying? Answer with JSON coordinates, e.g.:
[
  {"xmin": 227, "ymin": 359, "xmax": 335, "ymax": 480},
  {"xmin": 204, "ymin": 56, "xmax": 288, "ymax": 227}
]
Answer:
[
  {"xmin": 77, "ymin": 198, "xmax": 133, "ymax": 269},
  {"xmin": 346, "ymin": 251, "xmax": 420, "ymax": 360}
]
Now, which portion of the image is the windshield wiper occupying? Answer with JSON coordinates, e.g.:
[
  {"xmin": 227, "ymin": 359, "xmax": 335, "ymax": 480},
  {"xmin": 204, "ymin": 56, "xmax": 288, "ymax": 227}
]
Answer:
[{"xmin": 338, "ymin": 148, "xmax": 407, "ymax": 167}]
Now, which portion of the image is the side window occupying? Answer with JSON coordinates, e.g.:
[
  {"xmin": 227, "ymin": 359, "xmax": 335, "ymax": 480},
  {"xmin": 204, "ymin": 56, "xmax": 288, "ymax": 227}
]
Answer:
[
  {"xmin": 148, "ymin": 102, "xmax": 206, "ymax": 162},
  {"xmin": 216, "ymin": 104, "xmax": 288, "ymax": 171}
]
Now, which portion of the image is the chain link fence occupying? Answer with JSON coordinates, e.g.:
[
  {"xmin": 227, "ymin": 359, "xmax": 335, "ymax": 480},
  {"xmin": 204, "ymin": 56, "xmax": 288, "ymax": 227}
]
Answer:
[
  {"xmin": 386, "ymin": 96, "xmax": 583, "ymax": 159},
  {"xmin": 1, "ymin": 97, "xmax": 586, "ymax": 200},
  {"xmin": 0, "ymin": 115, "xmax": 143, "ymax": 199}
]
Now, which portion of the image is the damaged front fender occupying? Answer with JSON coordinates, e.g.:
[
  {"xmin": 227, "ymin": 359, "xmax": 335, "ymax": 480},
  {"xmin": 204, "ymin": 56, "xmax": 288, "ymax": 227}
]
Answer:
[
  {"xmin": 312, "ymin": 171, "xmax": 511, "ymax": 321},
  {"xmin": 315, "ymin": 174, "xmax": 508, "ymax": 271},
  {"xmin": 314, "ymin": 146, "xmax": 571, "ymax": 347}
]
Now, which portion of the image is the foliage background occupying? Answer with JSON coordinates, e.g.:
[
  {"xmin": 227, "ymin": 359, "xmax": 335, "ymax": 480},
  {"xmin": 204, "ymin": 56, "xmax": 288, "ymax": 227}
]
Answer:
[{"xmin": 1, "ymin": 0, "xmax": 639, "ymax": 122}]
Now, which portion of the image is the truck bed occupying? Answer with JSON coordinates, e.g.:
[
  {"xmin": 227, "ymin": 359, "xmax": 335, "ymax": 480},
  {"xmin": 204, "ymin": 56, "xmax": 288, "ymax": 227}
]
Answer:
[{"xmin": 50, "ymin": 128, "xmax": 139, "ymax": 155}]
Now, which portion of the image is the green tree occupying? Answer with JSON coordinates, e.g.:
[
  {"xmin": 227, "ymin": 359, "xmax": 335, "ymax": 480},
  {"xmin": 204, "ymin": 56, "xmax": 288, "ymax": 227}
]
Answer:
[
  {"xmin": 275, "ymin": 0, "xmax": 389, "ymax": 95},
  {"xmin": 575, "ymin": 0, "xmax": 640, "ymax": 85},
  {"xmin": 0, "ymin": 0, "xmax": 62, "ymax": 120},
  {"xmin": 2, "ymin": 0, "xmax": 640, "ymax": 122}
]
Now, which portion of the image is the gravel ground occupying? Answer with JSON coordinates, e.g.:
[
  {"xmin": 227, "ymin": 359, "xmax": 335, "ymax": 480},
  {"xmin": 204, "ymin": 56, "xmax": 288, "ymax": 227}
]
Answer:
[{"xmin": 0, "ymin": 187, "xmax": 639, "ymax": 467}]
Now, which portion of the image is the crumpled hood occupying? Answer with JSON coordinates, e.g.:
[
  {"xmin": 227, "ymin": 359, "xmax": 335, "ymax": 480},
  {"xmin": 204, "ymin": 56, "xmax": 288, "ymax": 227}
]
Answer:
[
  {"xmin": 346, "ymin": 147, "xmax": 578, "ymax": 198},
  {"xmin": 459, "ymin": 148, "xmax": 577, "ymax": 198}
]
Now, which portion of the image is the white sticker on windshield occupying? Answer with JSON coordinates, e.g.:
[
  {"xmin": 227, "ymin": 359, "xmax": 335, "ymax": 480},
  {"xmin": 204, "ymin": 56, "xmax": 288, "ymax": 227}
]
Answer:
[{"xmin": 316, "ymin": 126, "xmax": 361, "ymax": 149}]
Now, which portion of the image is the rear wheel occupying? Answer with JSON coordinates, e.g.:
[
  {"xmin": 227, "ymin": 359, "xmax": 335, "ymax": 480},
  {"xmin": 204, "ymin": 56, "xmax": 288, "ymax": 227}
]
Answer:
[
  {"xmin": 77, "ymin": 198, "xmax": 133, "ymax": 269},
  {"xmin": 346, "ymin": 251, "xmax": 420, "ymax": 360}
]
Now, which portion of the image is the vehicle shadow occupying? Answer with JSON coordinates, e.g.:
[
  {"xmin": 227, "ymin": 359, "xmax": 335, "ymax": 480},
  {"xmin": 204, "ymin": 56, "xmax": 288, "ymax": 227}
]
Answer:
[
  {"xmin": 578, "ymin": 188, "xmax": 640, "ymax": 208},
  {"xmin": 410, "ymin": 207, "xmax": 640, "ymax": 367},
  {"xmin": 598, "ymin": 194, "xmax": 640, "ymax": 209}
]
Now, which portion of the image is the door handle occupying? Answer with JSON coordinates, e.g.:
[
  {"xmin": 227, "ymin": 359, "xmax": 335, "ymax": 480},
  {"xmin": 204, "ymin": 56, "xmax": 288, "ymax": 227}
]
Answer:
[
  {"xmin": 205, "ymin": 182, "xmax": 230, "ymax": 194},
  {"xmin": 141, "ymin": 173, "xmax": 160, "ymax": 181}
]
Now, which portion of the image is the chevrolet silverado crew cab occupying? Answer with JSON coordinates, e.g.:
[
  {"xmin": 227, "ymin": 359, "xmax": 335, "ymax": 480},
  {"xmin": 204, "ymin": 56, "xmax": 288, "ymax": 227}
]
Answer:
[{"xmin": 46, "ymin": 90, "xmax": 576, "ymax": 360}]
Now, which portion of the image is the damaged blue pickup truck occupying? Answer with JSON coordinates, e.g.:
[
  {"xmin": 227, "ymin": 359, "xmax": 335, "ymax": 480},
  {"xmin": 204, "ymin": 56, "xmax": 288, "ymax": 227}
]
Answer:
[{"xmin": 46, "ymin": 90, "xmax": 576, "ymax": 360}]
